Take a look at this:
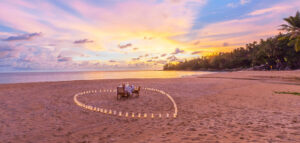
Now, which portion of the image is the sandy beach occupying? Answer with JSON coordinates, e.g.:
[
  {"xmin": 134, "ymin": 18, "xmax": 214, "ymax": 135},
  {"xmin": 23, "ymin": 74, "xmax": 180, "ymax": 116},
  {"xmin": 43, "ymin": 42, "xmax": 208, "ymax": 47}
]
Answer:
[{"xmin": 0, "ymin": 71, "xmax": 300, "ymax": 143}]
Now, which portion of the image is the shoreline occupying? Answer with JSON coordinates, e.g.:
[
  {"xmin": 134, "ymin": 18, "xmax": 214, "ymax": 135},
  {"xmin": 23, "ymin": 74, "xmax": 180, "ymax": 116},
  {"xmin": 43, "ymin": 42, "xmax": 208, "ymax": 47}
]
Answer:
[
  {"xmin": 1, "ymin": 70, "xmax": 300, "ymax": 85},
  {"xmin": 0, "ymin": 71, "xmax": 215, "ymax": 85}
]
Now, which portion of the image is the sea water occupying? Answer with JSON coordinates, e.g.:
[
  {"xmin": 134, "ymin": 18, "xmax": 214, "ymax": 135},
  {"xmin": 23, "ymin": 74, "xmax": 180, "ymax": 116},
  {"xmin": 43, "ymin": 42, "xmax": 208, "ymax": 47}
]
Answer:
[{"xmin": 0, "ymin": 70, "xmax": 213, "ymax": 84}]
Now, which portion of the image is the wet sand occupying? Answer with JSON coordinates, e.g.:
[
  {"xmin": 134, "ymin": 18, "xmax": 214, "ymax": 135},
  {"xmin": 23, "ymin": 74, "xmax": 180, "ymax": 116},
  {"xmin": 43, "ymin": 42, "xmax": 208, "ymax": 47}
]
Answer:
[{"xmin": 0, "ymin": 71, "xmax": 300, "ymax": 143}]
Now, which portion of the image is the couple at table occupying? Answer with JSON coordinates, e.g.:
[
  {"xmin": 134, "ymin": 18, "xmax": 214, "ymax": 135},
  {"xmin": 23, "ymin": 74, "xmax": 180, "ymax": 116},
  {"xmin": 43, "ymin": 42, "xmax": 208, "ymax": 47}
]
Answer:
[{"xmin": 120, "ymin": 83, "xmax": 135, "ymax": 96}]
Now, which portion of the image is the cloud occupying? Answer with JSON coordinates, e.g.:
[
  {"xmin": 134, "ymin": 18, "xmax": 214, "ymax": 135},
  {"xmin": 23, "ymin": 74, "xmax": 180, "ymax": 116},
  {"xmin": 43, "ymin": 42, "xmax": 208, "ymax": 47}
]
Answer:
[
  {"xmin": 0, "ymin": 0, "xmax": 207, "ymax": 71},
  {"xmin": 161, "ymin": 53, "xmax": 167, "ymax": 57},
  {"xmin": 223, "ymin": 42, "xmax": 229, "ymax": 47},
  {"xmin": 191, "ymin": 51, "xmax": 203, "ymax": 55},
  {"xmin": 118, "ymin": 43, "xmax": 132, "ymax": 49},
  {"xmin": 80, "ymin": 54, "xmax": 90, "ymax": 58},
  {"xmin": 74, "ymin": 39, "xmax": 94, "ymax": 44},
  {"xmin": 227, "ymin": 3, "xmax": 237, "ymax": 8},
  {"xmin": 248, "ymin": 6, "xmax": 288, "ymax": 16},
  {"xmin": 0, "ymin": 45, "xmax": 13, "ymax": 52},
  {"xmin": 48, "ymin": 44, "xmax": 56, "ymax": 46},
  {"xmin": 167, "ymin": 55, "xmax": 178, "ymax": 61},
  {"xmin": 57, "ymin": 55, "xmax": 72, "ymax": 62},
  {"xmin": 144, "ymin": 36, "xmax": 153, "ymax": 40},
  {"xmin": 68, "ymin": 0, "xmax": 206, "ymax": 35},
  {"xmin": 151, "ymin": 56, "xmax": 159, "ymax": 59},
  {"xmin": 172, "ymin": 48, "xmax": 184, "ymax": 54},
  {"xmin": 193, "ymin": 41, "xmax": 200, "ymax": 45},
  {"xmin": 240, "ymin": 0, "xmax": 251, "ymax": 5},
  {"xmin": 109, "ymin": 60, "xmax": 116, "ymax": 63},
  {"xmin": 0, "ymin": 46, "xmax": 13, "ymax": 58},
  {"xmin": 18, "ymin": 56, "xmax": 33, "ymax": 62},
  {"xmin": 227, "ymin": 0, "xmax": 251, "ymax": 8},
  {"xmin": 132, "ymin": 58, "xmax": 140, "ymax": 61},
  {"xmin": 3, "ymin": 32, "xmax": 42, "ymax": 42},
  {"xmin": 155, "ymin": 60, "xmax": 167, "ymax": 64},
  {"xmin": 0, "ymin": 43, "xmax": 81, "ymax": 71},
  {"xmin": 0, "ymin": 44, "xmax": 21, "ymax": 58},
  {"xmin": 137, "ymin": 54, "xmax": 149, "ymax": 58},
  {"xmin": 170, "ymin": 0, "xmax": 181, "ymax": 3}
]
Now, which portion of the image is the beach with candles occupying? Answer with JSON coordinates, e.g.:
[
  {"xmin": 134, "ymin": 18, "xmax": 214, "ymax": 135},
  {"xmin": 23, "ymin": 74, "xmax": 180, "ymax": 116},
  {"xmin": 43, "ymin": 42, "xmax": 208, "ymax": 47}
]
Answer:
[
  {"xmin": 1, "ymin": 71, "xmax": 300, "ymax": 142},
  {"xmin": 1, "ymin": 0, "xmax": 300, "ymax": 142}
]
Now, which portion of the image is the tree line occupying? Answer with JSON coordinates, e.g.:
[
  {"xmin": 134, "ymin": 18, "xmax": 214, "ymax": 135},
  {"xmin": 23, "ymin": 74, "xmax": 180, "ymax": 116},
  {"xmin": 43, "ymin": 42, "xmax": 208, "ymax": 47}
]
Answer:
[{"xmin": 164, "ymin": 12, "xmax": 300, "ymax": 71}]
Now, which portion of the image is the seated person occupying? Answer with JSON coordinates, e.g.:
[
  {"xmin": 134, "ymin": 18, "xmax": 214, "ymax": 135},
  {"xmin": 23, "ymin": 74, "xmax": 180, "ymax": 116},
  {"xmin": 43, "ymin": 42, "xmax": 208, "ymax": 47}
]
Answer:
[{"xmin": 124, "ymin": 83, "xmax": 134, "ymax": 96}]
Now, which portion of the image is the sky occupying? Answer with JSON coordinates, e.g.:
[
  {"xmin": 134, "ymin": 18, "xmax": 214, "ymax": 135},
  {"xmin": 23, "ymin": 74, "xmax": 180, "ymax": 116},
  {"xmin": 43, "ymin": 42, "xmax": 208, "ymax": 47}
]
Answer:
[{"xmin": 0, "ymin": 0, "xmax": 299, "ymax": 72}]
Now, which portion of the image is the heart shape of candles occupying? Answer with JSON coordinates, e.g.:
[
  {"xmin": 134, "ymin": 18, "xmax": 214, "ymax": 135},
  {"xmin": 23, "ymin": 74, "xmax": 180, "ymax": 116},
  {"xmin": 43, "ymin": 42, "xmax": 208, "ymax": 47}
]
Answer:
[{"xmin": 73, "ymin": 87, "xmax": 177, "ymax": 119}]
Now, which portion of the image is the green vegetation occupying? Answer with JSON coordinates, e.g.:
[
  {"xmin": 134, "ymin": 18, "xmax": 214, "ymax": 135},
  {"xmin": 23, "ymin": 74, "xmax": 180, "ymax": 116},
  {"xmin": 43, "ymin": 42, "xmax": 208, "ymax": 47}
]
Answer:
[
  {"xmin": 280, "ymin": 11, "xmax": 300, "ymax": 52},
  {"xmin": 274, "ymin": 91, "xmax": 300, "ymax": 96},
  {"xmin": 164, "ymin": 11, "xmax": 300, "ymax": 71}
]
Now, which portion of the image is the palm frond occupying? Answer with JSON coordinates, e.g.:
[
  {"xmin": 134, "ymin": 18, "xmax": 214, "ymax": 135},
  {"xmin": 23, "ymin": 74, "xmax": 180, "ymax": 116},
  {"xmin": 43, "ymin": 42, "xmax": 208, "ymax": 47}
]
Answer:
[
  {"xmin": 279, "ymin": 24, "xmax": 292, "ymax": 31},
  {"xmin": 281, "ymin": 11, "xmax": 300, "ymax": 52},
  {"xmin": 288, "ymin": 39, "xmax": 295, "ymax": 46},
  {"xmin": 295, "ymin": 11, "xmax": 300, "ymax": 27},
  {"xmin": 295, "ymin": 38, "xmax": 300, "ymax": 52},
  {"xmin": 278, "ymin": 36, "xmax": 289, "ymax": 41},
  {"xmin": 284, "ymin": 17, "xmax": 296, "ymax": 27}
]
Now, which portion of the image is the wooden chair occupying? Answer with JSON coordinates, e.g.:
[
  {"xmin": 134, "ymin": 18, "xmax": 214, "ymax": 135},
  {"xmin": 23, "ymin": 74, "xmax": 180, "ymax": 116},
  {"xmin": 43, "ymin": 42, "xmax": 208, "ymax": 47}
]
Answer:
[
  {"xmin": 117, "ymin": 86, "xmax": 129, "ymax": 100},
  {"xmin": 132, "ymin": 86, "xmax": 141, "ymax": 97}
]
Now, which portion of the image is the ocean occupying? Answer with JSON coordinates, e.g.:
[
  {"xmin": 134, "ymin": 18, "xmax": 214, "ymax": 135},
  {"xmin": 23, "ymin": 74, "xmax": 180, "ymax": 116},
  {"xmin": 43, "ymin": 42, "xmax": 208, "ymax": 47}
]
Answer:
[{"xmin": 0, "ymin": 71, "xmax": 213, "ymax": 84}]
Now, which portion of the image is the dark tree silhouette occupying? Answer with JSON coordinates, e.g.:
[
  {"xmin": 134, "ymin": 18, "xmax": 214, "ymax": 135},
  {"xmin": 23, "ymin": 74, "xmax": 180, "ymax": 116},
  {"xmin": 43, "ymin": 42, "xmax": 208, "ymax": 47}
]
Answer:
[{"xmin": 280, "ymin": 11, "xmax": 300, "ymax": 52}]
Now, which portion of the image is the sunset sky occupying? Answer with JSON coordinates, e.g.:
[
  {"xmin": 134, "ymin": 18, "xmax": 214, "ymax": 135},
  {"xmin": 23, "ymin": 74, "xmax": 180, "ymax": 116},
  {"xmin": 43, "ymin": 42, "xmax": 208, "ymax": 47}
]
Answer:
[{"xmin": 0, "ymin": 0, "xmax": 300, "ymax": 72}]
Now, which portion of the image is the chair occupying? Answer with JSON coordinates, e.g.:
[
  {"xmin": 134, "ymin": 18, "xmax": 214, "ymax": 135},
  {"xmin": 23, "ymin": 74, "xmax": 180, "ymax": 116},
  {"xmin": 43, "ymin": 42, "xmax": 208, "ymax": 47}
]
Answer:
[
  {"xmin": 117, "ymin": 86, "xmax": 127, "ymax": 100},
  {"xmin": 132, "ymin": 86, "xmax": 141, "ymax": 97}
]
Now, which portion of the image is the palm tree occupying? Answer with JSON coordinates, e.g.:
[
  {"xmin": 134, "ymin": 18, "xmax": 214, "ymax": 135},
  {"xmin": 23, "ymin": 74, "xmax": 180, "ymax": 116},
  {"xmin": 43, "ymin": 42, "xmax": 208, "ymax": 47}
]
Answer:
[{"xmin": 280, "ymin": 11, "xmax": 300, "ymax": 52}]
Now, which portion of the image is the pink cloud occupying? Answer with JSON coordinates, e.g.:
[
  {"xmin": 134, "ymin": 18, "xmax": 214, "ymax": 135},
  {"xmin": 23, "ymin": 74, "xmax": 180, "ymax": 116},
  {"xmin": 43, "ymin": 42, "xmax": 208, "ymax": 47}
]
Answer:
[
  {"xmin": 248, "ymin": 6, "xmax": 290, "ymax": 16},
  {"xmin": 109, "ymin": 60, "xmax": 117, "ymax": 63},
  {"xmin": 172, "ymin": 48, "xmax": 184, "ymax": 54},
  {"xmin": 191, "ymin": 51, "xmax": 203, "ymax": 55},
  {"xmin": 167, "ymin": 55, "xmax": 178, "ymax": 61},
  {"xmin": 67, "ymin": 0, "xmax": 206, "ymax": 34},
  {"xmin": 74, "ymin": 39, "xmax": 93, "ymax": 44},
  {"xmin": 3, "ymin": 32, "xmax": 42, "ymax": 42},
  {"xmin": 118, "ymin": 43, "xmax": 132, "ymax": 49}
]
